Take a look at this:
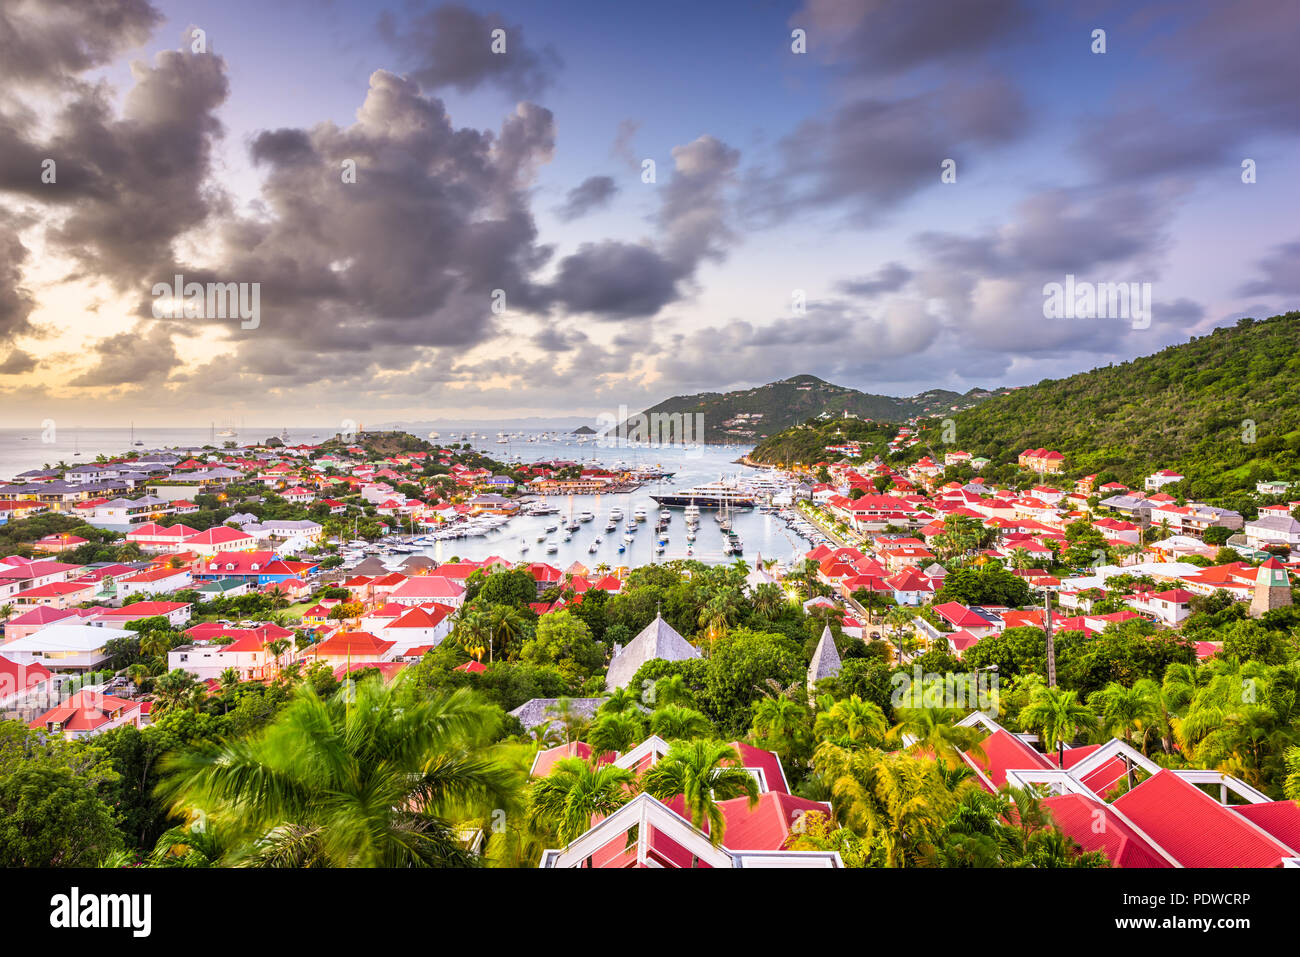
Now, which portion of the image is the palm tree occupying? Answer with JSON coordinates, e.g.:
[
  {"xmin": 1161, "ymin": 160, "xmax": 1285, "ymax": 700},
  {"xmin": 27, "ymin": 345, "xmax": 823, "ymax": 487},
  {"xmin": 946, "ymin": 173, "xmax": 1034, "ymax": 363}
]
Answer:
[
  {"xmin": 813, "ymin": 743, "xmax": 955, "ymax": 867},
  {"xmin": 140, "ymin": 630, "xmax": 174, "ymax": 663},
  {"xmin": 450, "ymin": 607, "xmax": 490, "ymax": 662},
  {"xmin": 641, "ymin": 740, "xmax": 759, "ymax": 861},
  {"xmin": 885, "ymin": 606, "xmax": 914, "ymax": 664},
  {"xmin": 528, "ymin": 757, "xmax": 637, "ymax": 860},
  {"xmin": 158, "ymin": 681, "xmax": 518, "ymax": 867},
  {"xmin": 152, "ymin": 669, "xmax": 205, "ymax": 714},
  {"xmin": 484, "ymin": 605, "xmax": 524, "ymax": 663},
  {"xmin": 890, "ymin": 707, "xmax": 986, "ymax": 769},
  {"xmin": 125, "ymin": 662, "xmax": 153, "ymax": 691},
  {"xmin": 814, "ymin": 696, "xmax": 888, "ymax": 748},
  {"xmin": 750, "ymin": 582, "xmax": 784, "ymax": 619},
  {"xmin": 1088, "ymin": 682, "xmax": 1159, "ymax": 747},
  {"xmin": 266, "ymin": 638, "xmax": 291, "ymax": 674},
  {"xmin": 545, "ymin": 697, "xmax": 589, "ymax": 745},
  {"xmin": 1283, "ymin": 746, "xmax": 1300, "ymax": 802},
  {"xmin": 598, "ymin": 685, "xmax": 642, "ymax": 714},
  {"xmin": 651, "ymin": 674, "xmax": 693, "ymax": 709},
  {"xmin": 649, "ymin": 705, "xmax": 712, "ymax": 741},
  {"xmin": 218, "ymin": 668, "xmax": 242, "ymax": 693},
  {"xmin": 750, "ymin": 695, "xmax": 808, "ymax": 760},
  {"xmin": 1019, "ymin": 686, "xmax": 1095, "ymax": 752},
  {"xmin": 586, "ymin": 710, "xmax": 645, "ymax": 757}
]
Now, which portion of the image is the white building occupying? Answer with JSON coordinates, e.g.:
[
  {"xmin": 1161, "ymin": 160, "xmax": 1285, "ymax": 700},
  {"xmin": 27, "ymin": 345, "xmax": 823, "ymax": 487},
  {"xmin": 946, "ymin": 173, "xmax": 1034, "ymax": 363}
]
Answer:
[{"xmin": 0, "ymin": 625, "xmax": 129, "ymax": 672}]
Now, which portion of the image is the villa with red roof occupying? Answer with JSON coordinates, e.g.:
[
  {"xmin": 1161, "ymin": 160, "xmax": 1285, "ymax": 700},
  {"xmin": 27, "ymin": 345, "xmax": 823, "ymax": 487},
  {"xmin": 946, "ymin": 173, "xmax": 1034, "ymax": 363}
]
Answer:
[
  {"xmin": 181, "ymin": 525, "xmax": 257, "ymax": 556},
  {"xmin": 30, "ymin": 689, "xmax": 148, "ymax": 739},
  {"xmin": 953, "ymin": 712, "xmax": 1300, "ymax": 868},
  {"xmin": 388, "ymin": 576, "xmax": 466, "ymax": 608},
  {"xmin": 532, "ymin": 735, "xmax": 838, "ymax": 868}
]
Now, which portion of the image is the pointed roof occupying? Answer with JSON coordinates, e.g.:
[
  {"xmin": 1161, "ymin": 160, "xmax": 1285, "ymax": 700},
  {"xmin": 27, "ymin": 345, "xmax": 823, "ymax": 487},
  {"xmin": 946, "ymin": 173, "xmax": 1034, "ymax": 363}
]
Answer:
[
  {"xmin": 807, "ymin": 625, "xmax": 842, "ymax": 692},
  {"xmin": 605, "ymin": 613, "xmax": 701, "ymax": 690}
]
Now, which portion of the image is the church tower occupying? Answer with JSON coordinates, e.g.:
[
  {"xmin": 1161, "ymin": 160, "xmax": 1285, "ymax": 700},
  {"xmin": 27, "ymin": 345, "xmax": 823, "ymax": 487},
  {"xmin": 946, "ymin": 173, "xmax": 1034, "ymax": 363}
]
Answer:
[{"xmin": 1250, "ymin": 557, "xmax": 1292, "ymax": 617}]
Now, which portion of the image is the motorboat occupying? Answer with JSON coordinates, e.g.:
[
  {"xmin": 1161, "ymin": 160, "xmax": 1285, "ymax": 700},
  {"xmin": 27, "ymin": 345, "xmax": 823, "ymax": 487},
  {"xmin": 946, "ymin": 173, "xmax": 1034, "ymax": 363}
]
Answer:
[
  {"xmin": 633, "ymin": 507, "xmax": 648, "ymax": 522},
  {"xmin": 545, "ymin": 541, "xmax": 559, "ymax": 553},
  {"xmin": 579, "ymin": 510, "xmax": 594, "ymax": 522}
]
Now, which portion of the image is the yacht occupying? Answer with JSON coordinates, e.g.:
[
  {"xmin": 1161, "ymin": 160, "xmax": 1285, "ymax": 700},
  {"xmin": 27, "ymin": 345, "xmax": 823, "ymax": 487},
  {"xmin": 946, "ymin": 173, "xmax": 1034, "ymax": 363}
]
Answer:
[
  {"xmin": 652, "ymin": 480, "xmax": 756, "ymax": 510},
  {"xmin": 579, "ymin": 510, "xmax": 594, "ymax": 522},
  {"xmin": 609, "ymin": 507, "xmax": 623, "ymax": 521},
  {"xmin": 633, "ymin": 506, "xmax": 648, "ymax": 522},
  {"xmin": 683, "ymin": 504, "xmax": 701, "ymax": 523}
]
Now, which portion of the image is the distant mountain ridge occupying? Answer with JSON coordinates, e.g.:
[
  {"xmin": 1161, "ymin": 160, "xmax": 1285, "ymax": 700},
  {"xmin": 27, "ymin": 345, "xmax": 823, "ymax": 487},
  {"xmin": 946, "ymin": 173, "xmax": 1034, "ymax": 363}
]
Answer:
[{"xmin": 617, "ymin": 374, "xmax": 998, "ymax": 444}]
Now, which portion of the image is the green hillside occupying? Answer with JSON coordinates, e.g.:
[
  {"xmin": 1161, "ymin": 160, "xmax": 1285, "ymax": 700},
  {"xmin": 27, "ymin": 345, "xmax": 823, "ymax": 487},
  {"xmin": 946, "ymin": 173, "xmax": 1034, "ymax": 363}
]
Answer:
[
  {"xmin": 752, "ymin": 312, "xmax": 1300, "ymax": 509},
  {"xmin": 619, "ymin": 374, "xmax": 995, "ymax": 444}
]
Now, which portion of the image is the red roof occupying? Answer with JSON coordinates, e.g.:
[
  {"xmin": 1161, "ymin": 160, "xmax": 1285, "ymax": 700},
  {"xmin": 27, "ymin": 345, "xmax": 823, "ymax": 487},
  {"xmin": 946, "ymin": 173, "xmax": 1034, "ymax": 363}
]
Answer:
[
  {"xmin": 454, "ymin": 659, "xmax": 487, "ymax": 673},
  {"xmin": 1041, "ymin": 793, "xmax": 1171, "ymax": 868},
  {"xmin": 310, "ymin": 631, "xmax": 395, "ymax": 659},
  {"xmin": 1113, "ymin": 771, "xmax": 1297, "ymax": 867},
  {"xmin": 1233, "ymin": 801, "xmax": 1300, "ymax": 854},
  {"xmin": 965, "ymin": 729, "xmax": 1052, "ymax": 788}
]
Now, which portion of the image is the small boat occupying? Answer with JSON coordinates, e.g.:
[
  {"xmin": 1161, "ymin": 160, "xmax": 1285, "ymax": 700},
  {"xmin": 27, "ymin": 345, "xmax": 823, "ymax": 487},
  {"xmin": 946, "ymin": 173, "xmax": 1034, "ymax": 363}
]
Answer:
[
  {"xmin": 609, "ymin": 508, "xmax": 623, "ymax": 521},
  {"xmin": 623, "ymin": 534, "xmax": 635, "ymax": 544},
  {"xmin": 545, "ymin": 524, "xmax": 557, "ymax": 533},
  {"xmin": 634, "ymin": 507, "xmax": 648, "ymax": 522},
  {"xmin": 605, "ymin": 522, "xmax": 617, "ymax": 532},
  {"xmin": 545, "ymin": 541, "xmax": 559, "ymax": 553},
  {"xmin": 536, "ymin": 534, "xmax": 546, "ymax": 543},
  {"xmin": 625, "ymin": 522, "xmax": 638, "ymax": 533},
  {"xmin": 588, "ymin": 543, "xmax": 599, "ymax": 553},
  {"xmin": 655, "ymin": 545, "xmax": 665, "ymax": 554},
  {"xmin": 659, "ymin": 510, "xmax": 671, "ymax": 521},
  {"xmin": 594, "ymin": 535, "xmax": 603, "ymax": 544},
  {"xmin": 579, "ymin": 510, "xmax": 594, "ymax": 522},
  {"xmin": 520, "ymin": 541, "xmax": 530, "ymax": 552},
  {"xmin": 617, "ymin": 544, "xmax": 626, "ymax": 553}
]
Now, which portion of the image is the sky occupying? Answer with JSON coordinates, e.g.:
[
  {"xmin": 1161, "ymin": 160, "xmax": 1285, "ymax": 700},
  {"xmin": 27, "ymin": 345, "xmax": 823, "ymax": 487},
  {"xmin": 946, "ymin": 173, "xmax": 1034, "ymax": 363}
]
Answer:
[{"xmin": 0, "ymin": 0, "xmax": 1297, "ymax": 429}]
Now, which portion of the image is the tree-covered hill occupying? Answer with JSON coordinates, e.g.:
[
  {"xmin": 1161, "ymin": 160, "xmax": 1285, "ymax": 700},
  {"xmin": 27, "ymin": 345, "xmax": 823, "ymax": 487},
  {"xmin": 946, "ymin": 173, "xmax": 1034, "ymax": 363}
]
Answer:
[
  {"xmin": 619, "ymin": 374, "xmax": 995, "ymax": 444},
  {"xmin": 750, "ymin": 312, "xmax": 1300, "ymax": 509}
]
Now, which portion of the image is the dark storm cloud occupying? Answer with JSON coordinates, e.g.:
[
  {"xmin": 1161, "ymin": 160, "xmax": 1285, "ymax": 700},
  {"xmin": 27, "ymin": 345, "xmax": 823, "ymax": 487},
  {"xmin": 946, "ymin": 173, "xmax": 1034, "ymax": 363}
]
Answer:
[
  {"xmin": 0, "ymin": 46, "xmax": 230, "ymax": 291},
  {"xmin": 1236, "ymin": 238, "xmax": 1300, "ymax": 297},
  {"xmin": 837, "ymin": 262, "xmax": 912, "ymax": 298},
  {"xmin": 70, "ymin": 322, "xmax": 179, "ymax": 387},
  {"xmin": 791, "ymin": 0, "xmax": 1031, "ymax": 77},
  {"xmin": 554, "ymin": 175, "xmax": 618, "ymax": 221},
  {"xmin": 744, "ymin": 75, "xmax": 1030, "ymax": 225},
  {"xmin": 166, "ymin": 71, "xmax": 560, "ymax": 376},
  {"xmin": 377, "ymin": 3, "xmax": 560, "ymax": 98},
  {"xmin": 1078, "ymin": 0, "xmax": 1300, "ymax": 182},
  {"xmin": 0, "ymin": 349, "xmax": 37, "ymax": 374},
  {"xmin": 549, "ymin": 135, "xmax": 740, "ymax": 319},
  {"xmin": 0, "ymin": 0, "xmax": 160, "ymax": 88},
  {"xmin": 0, "ymin": 217, "xmax": 36, "ymax": 344},
  {"xmin": 550, "ymin": 242, "xmax": 680, "ymax": 319}
]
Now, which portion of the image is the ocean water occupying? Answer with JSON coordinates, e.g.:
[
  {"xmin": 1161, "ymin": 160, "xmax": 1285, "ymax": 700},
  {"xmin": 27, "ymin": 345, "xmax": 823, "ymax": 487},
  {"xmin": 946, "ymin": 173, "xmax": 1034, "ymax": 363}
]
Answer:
[{"xmin": 0, "ymin": 426, "xmax": 816, "ymax": 568}]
